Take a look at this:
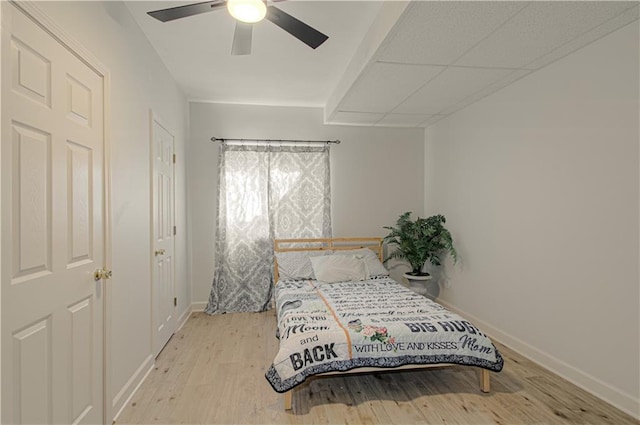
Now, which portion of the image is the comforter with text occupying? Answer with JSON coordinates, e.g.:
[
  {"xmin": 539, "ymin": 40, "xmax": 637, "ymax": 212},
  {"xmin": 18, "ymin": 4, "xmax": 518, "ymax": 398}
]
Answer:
[{"xmin": 265, "ymin": 277, "xmax": 503, "ymax": 392}]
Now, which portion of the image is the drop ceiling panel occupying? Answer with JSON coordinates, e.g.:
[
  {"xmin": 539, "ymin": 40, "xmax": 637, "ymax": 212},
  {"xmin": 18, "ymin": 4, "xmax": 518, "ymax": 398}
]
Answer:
[
  {"xmin": 525, "ymin": 4, "xmax": 639, "ymax": 70},
  {"xmin": 329, "ymin": 111, "xmax": 384, "ymax": 125},
  {"xmin": 455, "ymin": 1, "xmax": 635, "ymax": 69},
  {"xmin": 376, "ymin": 113, "xmax": 432, "ymax": 127},
  {"xmin": 376, "ymin": 1, "xmax": 527, "ymax": 65},
  {"xmin": 394, "ymin": 66, "xmax": 513, "ymax": 115},
  {"xmin": 338, "ymin": 62, "xmax": 445, "ymax": 113},
  {"xmin": 421, "ymin": 115, "xmax": 448, "ymax": 126},
  {"xmin": 440, "ymin": 69, "xmax": 532, "ymax": 115}
]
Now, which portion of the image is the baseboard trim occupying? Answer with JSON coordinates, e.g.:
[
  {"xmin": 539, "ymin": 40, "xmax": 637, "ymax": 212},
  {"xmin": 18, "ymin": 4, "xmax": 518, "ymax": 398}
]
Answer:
[
  {"xmin": 176, "ymin": 301, "xmax": 210, "ymax": 331},
  {"xmin": 437, "ymin": 298, "xmax": 640, "ymax": 420},
  {"xmin": 191, "ymin": 301, "xmax": 207, "ymax": 312},
  {"xmin": 177, "ymin": 307, "xmax": 192, "ymax": 332},
  {"xmin": 111, "ymin": 354, "xmax": 154, "ymax": 422}
]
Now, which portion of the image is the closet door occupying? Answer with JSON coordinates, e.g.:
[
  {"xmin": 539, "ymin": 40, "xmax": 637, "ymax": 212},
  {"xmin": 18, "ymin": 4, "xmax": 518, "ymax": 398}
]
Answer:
[
  {"xmin": 1, "ymin": 4, "xmax": 106, "ymax": 423},
  {"xmin": 151, "ymin": 114, "xmax": 176, "ymax": 357}
]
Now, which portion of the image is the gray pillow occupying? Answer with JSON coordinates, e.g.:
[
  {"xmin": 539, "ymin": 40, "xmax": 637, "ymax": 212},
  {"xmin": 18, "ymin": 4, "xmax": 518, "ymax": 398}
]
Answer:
[
  {"xmin": 337, "ymin": 248, "xmax": 389, "ymax": 277},
  {"xmin": 275, "ymin": 250, "xmax": 333, "ymax": 280}
]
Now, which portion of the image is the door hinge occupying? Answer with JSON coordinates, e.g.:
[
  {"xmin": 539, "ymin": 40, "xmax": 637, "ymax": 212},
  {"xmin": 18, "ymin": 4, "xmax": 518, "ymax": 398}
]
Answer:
[
  {"xmin": 174, "ymin": 297, "xmax": 177, "ymax": 307},
  {"xmin": 172, "ymin": 153, "xmax": 176, "ymax": 164},
  {"xmin": 173, "ymin": 226, "xmax": 177, "ymax": 236}
]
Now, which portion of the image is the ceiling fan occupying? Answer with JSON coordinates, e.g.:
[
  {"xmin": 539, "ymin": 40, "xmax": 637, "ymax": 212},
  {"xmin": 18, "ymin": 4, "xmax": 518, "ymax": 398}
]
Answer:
[{"xmin": 147, "ymin": 0, "xmax": 329, "ymax": 55}]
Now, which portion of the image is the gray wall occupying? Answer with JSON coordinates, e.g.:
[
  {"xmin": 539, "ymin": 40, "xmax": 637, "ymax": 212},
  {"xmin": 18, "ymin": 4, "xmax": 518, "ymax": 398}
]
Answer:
[
  {"xmin": 425, "ymin": 22, "xmax": 639, "ymax": 416},
  {"xmin": 188, "ymin": 103, "xmax": 425, "ymax": 303}
]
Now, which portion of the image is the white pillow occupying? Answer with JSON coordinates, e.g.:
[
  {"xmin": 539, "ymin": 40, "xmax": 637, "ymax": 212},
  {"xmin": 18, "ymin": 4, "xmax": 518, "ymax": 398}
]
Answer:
[
  {"xmin": 310, "ymin": 255, "xmax": 367, "ymax": 283},
  {"xmin": 275, "ymin": 250, "xmax": 332, "ymax": 280},
  {"xmin": 339, "ymin": 248, "xmax": 389, "ymax": 277}
]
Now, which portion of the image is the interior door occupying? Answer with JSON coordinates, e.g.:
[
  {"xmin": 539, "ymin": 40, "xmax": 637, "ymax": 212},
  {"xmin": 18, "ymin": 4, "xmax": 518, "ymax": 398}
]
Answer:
[
  {"xmin": 1, "ymin": 3, "xmax": 106, "ymax": 424},
  {"xmin": 151, "ymin": 114, "xmax": 176, "ymax": 357}
]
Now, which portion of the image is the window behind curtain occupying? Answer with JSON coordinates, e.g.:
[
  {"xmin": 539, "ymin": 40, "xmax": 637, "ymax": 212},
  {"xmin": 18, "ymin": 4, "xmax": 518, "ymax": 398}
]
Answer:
[{"xmin": 205, "ymin": 144, "xmax": 331, "ymax": 314}]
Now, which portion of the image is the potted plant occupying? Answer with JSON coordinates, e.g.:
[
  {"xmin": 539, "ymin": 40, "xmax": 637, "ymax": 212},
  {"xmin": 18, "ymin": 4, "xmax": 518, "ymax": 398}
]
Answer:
[{"xmin": 383, "ymin": 212, "xmax": 457, "ymax": 299}]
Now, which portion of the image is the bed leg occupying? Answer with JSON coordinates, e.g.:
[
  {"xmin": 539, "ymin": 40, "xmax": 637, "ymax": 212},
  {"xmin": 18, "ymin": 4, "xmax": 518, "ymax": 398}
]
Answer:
[
  {"xmin": 284, "ymin": 390, "xmax": 292, "ymax": 410},
  {"xmin": 479, "ymin": 369, "xmax": 490, "ymax": 393}
]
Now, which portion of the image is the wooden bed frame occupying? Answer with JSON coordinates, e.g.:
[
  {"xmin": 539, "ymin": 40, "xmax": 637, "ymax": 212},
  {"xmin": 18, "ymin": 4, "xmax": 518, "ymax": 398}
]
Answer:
[{"xmin": 273, "ymin": 237, "xmax": 490, "ymax": 411}]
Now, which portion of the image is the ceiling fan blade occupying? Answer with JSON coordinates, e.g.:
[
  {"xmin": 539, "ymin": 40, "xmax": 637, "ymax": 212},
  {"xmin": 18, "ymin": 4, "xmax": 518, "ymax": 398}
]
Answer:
[
  {"xmin": 231, "ymin": 22, "xmax": 253, "ymax": 55},
  {"xmin": 147, "ymin": 1, "xmax": 226, "ymax": 22},
  {"xmin": 266, "ymin": 6, "xmax": 329, "ymax": 49}
]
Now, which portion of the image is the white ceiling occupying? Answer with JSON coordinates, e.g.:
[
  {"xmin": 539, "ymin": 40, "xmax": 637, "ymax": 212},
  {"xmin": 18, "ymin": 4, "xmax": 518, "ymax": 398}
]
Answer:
[
  {"xmin": 126, "ymin": 1, "xmax": 639, "ymax": 127},
  {"xmin": 125, "ymin": 0, "xmax": 383, "ymax": 106}
]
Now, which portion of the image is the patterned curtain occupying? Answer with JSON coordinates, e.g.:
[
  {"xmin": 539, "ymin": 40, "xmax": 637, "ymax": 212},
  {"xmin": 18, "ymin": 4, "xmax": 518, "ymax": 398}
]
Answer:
[{"xmin": 205, "ymin": 144, "xmax": 331, "ymax": 314}]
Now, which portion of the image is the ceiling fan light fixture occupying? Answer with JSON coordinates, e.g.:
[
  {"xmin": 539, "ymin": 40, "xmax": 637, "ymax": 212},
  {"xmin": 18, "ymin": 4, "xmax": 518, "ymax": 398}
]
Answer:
[{"xmin": 227, "ymin": 0, "xmax": 267, "ymax": 23}]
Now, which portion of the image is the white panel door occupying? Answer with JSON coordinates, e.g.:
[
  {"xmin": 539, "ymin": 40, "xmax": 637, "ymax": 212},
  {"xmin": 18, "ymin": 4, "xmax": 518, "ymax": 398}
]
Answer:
[
  {"xmin": 1, "ymin": 4, "xmax": 105, "ymax": 424},
  {"xmin": 151, "ymin": 115, "xmax": 176, "ymax": 357}
]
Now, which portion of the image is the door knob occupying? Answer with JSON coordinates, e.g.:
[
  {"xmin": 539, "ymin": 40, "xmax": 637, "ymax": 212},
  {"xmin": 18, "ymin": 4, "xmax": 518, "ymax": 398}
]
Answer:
[
  {"xmin": 94, "ymin": 267, "xmax": 113, "ymax": 281},
  {"xmin": 154, "ymin": 248, "xmax": 166, "ymax": 256}
]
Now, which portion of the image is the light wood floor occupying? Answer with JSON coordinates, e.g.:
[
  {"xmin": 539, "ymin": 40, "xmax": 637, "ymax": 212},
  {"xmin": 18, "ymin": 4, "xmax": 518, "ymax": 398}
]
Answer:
[{"xmin": 116, "ymin": 311, "xmax": 638, "ymax": 425}]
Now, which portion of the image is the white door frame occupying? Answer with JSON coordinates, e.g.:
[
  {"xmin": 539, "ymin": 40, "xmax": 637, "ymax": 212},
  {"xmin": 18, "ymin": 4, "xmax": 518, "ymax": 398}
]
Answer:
[
  {"xmin": 1, "ymin": 2, "xmax": 113, "ymax": 423},
  {"xmin": 0, "ymin": 3, "xmax": 4, "ymax": 414},
  {"xmin": 149, "ymin": 110, "xmax": 177, "ymax": 357}
]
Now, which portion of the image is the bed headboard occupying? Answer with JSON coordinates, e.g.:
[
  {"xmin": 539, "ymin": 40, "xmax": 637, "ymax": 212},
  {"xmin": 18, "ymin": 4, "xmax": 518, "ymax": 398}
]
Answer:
[{"xmin": 273, "ymin": 237, "xmax": 383, "ymax": 283}]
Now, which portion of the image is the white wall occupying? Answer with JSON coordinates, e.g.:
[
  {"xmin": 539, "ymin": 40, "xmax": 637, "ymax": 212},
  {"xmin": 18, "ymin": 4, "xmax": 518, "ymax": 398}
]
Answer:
[
  {"xmin": 32, "ymin": 1, "xmax": 190, "ymax": 420},
  {"xmin": 188, "ymin": 103, "xmax": 424, "ymax": 303},
  {"xmin": 425, "ymin": 22, "xmax": 639, "ymax": 417}
]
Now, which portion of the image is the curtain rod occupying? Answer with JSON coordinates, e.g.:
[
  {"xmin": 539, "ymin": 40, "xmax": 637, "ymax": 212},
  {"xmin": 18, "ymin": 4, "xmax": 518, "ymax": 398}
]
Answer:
[{"xmin": 211, "ymin": 137, "xmax": 340, "ymax": 145}]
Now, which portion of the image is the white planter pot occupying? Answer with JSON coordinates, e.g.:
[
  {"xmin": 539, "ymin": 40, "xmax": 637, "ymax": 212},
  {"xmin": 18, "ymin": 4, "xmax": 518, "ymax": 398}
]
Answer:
[{"xmin": 403, "ymin": 273, "xmax": 440, "ymax": 300}]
